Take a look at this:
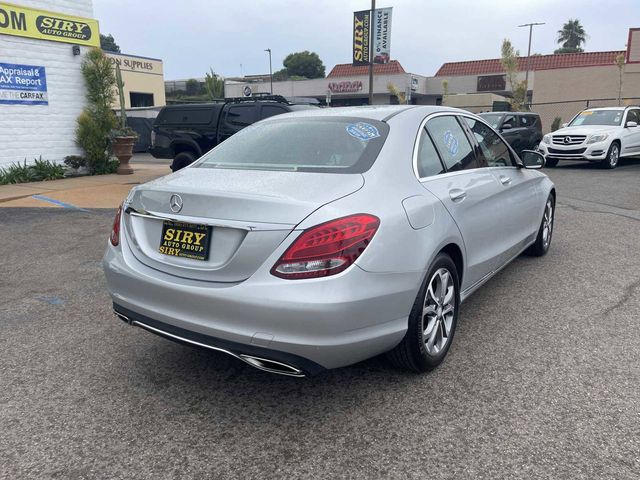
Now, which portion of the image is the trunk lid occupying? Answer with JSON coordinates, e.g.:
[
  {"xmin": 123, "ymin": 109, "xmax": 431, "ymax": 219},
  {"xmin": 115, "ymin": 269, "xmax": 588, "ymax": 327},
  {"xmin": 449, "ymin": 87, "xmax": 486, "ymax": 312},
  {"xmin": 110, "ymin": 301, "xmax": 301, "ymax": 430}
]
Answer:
[{"xmin": 123, "ymin": 168, "xmax": 364, "ymax": 282}]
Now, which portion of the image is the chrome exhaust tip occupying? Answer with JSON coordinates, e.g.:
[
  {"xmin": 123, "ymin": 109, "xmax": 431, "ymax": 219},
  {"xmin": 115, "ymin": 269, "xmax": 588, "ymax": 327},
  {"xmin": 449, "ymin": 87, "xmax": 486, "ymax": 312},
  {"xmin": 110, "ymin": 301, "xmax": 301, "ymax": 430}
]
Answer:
[
  {"xmin": 239, "ymin": 355, "xmax": 306, "ymax": 377},
  {"xmin": 113, "ymin": 309, "xmax": 306, "ymax": 378}
]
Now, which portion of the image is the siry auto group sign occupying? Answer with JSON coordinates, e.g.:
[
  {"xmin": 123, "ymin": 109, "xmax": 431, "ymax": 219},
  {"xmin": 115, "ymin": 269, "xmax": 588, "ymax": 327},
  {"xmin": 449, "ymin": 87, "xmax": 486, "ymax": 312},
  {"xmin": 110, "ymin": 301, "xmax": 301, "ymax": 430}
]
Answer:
[{"xmin": 0, "ymin": 2, "xmax": 99, "ymax": 47}]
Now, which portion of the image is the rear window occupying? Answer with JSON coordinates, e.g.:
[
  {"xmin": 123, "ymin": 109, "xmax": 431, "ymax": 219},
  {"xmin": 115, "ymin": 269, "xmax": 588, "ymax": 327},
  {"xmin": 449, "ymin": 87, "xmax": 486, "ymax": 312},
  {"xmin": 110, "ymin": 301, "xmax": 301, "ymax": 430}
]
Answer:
[
  {"xmin": 196, "ymin": 117, "xmax": 389, "ymax": 173},
  {"xmin": 156, "ymin": 107, "xmax": 217, "ymax": 125}
]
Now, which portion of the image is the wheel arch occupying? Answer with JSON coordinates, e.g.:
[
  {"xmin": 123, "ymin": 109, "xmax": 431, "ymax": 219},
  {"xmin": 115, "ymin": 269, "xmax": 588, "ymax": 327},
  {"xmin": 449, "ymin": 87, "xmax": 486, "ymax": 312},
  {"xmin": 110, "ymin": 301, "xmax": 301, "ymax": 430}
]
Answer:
[
  {"xmin": 171, "ymin": 140, "xmax": 202, "ymax": 158},
  {"xmin": 439, "ymin": 242, "xmax": 464, "ymax": 287}
]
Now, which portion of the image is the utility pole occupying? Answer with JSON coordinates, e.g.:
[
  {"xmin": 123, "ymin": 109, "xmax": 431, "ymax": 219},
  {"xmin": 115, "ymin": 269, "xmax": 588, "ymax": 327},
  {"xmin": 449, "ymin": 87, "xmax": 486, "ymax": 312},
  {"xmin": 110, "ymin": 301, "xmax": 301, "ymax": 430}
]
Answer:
[
  {"xmin": 264, "ymin": 48, "xmax": 273, "ymax": 94},
  {"xmin": 518, "ymin": 22, "xmax": 545, "ymax": 105},
  {"xmin": 368, "ymin": 0, "xmax": 376, "ymax": 105}
]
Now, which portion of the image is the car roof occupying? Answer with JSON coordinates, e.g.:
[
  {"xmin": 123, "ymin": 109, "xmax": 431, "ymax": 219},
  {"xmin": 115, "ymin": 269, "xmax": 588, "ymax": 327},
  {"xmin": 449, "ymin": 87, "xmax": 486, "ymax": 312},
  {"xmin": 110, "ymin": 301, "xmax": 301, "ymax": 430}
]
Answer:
[{"xmin": 270, "ymin": 105, "xmax": 469, "ymax": 122}]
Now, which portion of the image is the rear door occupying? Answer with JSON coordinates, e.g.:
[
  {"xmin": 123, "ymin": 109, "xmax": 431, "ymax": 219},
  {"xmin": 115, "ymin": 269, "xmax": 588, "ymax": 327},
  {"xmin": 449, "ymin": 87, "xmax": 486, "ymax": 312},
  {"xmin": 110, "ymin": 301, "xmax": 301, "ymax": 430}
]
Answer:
[
  {"xmin": 499, "ymin": 114, "xmax": 522, "ymax": 152},
  {"xmin": 417, "ymin": 114, "xmax": 507, "ymax": 288},
  {"xmin": 217, "ymin": 104, "xmax": 259, "ymax": 142},
  {"xmin": 462, "ymin": 115, "xmax": 541, "ymax": 265}
]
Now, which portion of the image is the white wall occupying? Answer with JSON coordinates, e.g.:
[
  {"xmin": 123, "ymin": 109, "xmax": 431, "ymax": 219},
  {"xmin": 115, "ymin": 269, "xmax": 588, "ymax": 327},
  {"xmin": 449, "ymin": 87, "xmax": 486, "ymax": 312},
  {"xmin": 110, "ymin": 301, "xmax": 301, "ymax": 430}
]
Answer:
[{"xmin": 0, "ymin": 0, "xmax": 94, "ymax": 167}]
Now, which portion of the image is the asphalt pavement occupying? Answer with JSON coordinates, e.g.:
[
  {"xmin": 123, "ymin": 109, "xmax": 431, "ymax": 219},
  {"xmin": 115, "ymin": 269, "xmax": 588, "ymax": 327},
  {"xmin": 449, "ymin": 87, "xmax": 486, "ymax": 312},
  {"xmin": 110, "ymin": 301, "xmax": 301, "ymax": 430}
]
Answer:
[{"xmin": 1, "ymin": 159, "xmax": 639, "ymax": 479}]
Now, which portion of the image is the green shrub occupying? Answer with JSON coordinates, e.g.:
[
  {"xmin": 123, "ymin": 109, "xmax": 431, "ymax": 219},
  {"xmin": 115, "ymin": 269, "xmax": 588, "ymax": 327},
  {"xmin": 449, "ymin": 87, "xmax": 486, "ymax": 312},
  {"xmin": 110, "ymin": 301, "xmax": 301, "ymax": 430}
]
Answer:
[
  {"xmin": 76, "ymin": 48, "xmax": 117, "ymax": 174},
  {"xmin": 551, "ymin": 117, "xmax": 562, "ymax": 132},
  {"xmin": 0, "ymin": 157, "xmax": 64, "ymax": 184},
  {"xmin": 63, "ymin": 155, "xmax": 87, "ymax": 169}
]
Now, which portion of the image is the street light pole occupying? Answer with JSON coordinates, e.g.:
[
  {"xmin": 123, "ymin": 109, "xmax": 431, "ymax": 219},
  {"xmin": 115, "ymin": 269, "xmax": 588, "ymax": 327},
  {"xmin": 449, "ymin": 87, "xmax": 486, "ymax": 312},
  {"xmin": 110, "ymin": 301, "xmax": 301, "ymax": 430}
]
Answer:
[
  {"xmin": 265, "ymin": 48, "xmax": 273, "ymax": 94},
  {"xmin": 518, "ymin": 22, "xmax": 545, "ymax": 105},
  {"xmin": 368, "ymin": 0, "xmax": 376, "ymax": 105}
]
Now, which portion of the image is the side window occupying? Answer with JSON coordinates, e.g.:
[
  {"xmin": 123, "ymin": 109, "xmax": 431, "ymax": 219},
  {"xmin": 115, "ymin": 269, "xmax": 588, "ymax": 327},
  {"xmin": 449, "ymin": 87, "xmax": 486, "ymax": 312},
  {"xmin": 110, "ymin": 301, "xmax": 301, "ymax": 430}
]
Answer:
[
  {"xmin": 426, "ymin": 116, "xmax": 477, "ymax": 171},
  {"xmin": 416, "ymin": 128, "xmax": 445, "ymax": 178},
  {"xmin": 261, "ymin": 105, "xmax": 288, "ymax": 119},
  {"xmin": 502, "ymin": 115, "xmax": 516, "ymax": 128},
  {"xmin": 463, "ymin": 117, "xmax": 516, "ymax": 167},
  {"xmin": 626, "ymin": 109, "xmax": 640, "ymax": 124},
  {"xmin": 527, "ymin": 115, "xmax": 539, "ymax": 127},
  {"xmin": 518, "ymin": 115, "xmax": 530, "ymax": 127},
  {"xmin": 226, "ymin": 105, "xmax": 258, "ymax": 126}
]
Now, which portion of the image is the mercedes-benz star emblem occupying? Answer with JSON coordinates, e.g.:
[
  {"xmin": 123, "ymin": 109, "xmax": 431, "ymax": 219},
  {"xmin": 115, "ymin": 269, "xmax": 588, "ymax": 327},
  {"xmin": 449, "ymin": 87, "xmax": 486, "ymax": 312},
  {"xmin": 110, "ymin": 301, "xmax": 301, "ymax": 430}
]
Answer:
[
  {"xmin": 564, "ymin": 136, "xmax": 572, "ymax": 144},
  {"xmin": 169, "ymin": 194, "xmax": 183, "ymax": 213}
]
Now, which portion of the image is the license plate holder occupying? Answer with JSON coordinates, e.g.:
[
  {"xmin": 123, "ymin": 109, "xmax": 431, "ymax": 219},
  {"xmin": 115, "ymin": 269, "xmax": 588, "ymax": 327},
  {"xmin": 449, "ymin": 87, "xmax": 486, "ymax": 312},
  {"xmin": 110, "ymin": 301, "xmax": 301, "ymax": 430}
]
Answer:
[{"xmin": 159, "ymin": 220, "xmax": 211, "ymax": 261}]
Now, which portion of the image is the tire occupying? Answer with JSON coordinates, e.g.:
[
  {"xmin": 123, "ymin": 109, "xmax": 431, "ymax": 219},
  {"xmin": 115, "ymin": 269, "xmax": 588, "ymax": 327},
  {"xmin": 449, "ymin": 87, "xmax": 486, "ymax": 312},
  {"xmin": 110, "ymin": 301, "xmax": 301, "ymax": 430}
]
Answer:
[
  {"xmin": 600, "ymin": 142, "xmax": 620, "ymax": 169},
  {"xmin": 525, "ymin": 194, "xmax": 555, "ymax": 257},
  {"xmin": 171, "ymin": 151, "xmax": 196, "ymax": 172},
  {"xmin": 387, "ymin": 253, "xmax": 460, "ymax": 372},
  {"xmin": 545, "ymin": 157, "xmax": 559, "ymax": 168}
]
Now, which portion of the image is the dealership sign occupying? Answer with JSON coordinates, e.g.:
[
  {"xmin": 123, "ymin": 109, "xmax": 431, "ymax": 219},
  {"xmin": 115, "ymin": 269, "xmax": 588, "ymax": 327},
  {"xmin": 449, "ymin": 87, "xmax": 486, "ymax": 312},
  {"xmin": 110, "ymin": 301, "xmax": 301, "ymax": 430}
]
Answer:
[
  {"xmin": 353, "ymin": 7, "xmax": 392, "ymax": 66},
  {"xmin": 328, "ymin": 81, "xmax": 363, "ymax": 93},
  {"xmin": 0, "ymin": 62, "xmax": 48, "ymax": 105},
  {"xmin": 0, "ymin": 2, "xmax": 100, "ymax": 47},
  {"xmin": 372, "ymin": 8, "xmax": 392, "ymax": 64},
  {"xmin": 477, "ymin": 74, "xmax": 506, "ymax": 92}
]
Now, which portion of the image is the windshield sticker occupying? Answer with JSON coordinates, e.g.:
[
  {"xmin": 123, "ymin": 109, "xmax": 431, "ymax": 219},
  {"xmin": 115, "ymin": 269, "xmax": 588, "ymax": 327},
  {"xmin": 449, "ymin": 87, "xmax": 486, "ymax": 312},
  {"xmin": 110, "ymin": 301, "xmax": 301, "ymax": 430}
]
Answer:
[
  {"xmin": 345, "ymin": 122, "xmax": 380, "ymax": 141},
  {"xmin": 443, "ymin": 130, "xmax": 459, "ymax": 156},
  {"xmin": 582, "ymin": 111, "xmax": 593, "ymax": 115}
]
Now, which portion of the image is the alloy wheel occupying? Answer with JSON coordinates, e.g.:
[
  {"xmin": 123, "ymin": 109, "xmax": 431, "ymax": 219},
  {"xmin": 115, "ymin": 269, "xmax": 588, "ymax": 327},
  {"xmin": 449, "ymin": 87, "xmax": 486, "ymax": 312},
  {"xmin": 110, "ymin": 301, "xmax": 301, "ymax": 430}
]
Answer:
[
  {"xmin": 609, "ymin": 144, "xmax": 619, "ymax": 167},
  {"xmin": 542, "ymin": 198, "xmax": 554, "ymax": 248},
  {"xmin": 422, "ymin": 268, "xmax": 455, "ymax": 356}
]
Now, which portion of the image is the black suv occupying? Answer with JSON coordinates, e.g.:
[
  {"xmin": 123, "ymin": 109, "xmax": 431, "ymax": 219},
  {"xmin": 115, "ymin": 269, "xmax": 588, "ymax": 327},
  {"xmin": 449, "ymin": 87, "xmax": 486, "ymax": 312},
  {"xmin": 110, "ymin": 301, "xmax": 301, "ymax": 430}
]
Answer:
[
  {"xmin": 479, "ymin": 112, "xmax": 543, "ymax": 154},
  {"xmin": 150, "ymin": 95, "xmax": 318, "ymax": 171}
]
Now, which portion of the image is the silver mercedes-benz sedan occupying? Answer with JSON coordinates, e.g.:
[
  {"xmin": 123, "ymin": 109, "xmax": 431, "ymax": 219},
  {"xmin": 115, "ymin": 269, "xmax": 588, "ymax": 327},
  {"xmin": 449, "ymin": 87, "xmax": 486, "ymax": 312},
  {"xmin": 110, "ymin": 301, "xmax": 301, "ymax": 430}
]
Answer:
[{"xmin": 103, "ymin": 105, "xmax": 555, "ymax": 377}]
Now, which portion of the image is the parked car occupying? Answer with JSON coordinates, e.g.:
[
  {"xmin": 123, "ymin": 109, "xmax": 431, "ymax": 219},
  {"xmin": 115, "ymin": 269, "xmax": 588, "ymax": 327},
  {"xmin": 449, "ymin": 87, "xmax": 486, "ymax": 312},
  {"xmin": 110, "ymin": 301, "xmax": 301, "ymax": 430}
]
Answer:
[
  {"xmin": 538, "ymin": 106, "xmax": 640, "ymax": 169},
  {"xmin": 149, "ymin": 95, "xmax": 318, "ymax": 171},
  {"xmin": 479, "ymin": 111, "xmax": 543, "ymax": 154},
  {"xmin": 104, "ymin": 106, "xmax": 555, "ymax": 377}
]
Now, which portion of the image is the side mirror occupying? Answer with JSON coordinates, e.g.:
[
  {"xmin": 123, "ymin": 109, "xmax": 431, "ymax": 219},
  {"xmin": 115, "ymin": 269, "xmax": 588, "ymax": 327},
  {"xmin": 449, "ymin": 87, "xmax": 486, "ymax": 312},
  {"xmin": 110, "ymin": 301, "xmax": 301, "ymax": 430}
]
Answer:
[
  {"xmin": 561, "ymin": 123, "xmax": 568, "ymax": 128},
  {"xmin": 626, "ymin": 121, "xmax": 638, "ymax": 128},
  {"xmin": 501, "ymin": 123, "xmax": 513, "ymax": 130},
  {"xmin": 520, "ymin": 150, "xmax": 545, "ymax": 169}
]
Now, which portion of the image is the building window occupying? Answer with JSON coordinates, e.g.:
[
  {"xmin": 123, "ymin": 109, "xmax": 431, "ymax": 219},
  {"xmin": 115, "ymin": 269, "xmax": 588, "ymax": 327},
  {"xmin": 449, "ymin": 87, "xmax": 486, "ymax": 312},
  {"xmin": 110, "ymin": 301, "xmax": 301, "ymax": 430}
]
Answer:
[{"xmin": 129, "ymin": 92, "xmax": 154, "ymax": 108}]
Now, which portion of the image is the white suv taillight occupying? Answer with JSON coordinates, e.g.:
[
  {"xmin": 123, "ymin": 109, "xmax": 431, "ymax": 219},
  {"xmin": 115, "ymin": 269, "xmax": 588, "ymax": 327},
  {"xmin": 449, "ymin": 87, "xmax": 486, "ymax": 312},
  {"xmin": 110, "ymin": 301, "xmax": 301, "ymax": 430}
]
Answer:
[
  {"xmin": 271, "ymin": 214, "xmax": 380, "ymax": 280},
  {"xmin": 150, "ymin": 130, "xmax": 156, "ymax": 147},
  {"xmin": 110, "ymin": 205, "xmax": 122, "ymax": 246}
]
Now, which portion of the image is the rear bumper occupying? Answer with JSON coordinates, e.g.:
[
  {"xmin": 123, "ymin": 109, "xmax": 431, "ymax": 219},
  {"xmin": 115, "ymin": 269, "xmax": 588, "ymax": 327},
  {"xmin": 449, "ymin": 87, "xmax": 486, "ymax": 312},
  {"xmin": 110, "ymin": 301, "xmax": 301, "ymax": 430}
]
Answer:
[
  {"xmin": 539, "ymin": 142, "xmax": 608, "ymax": 162},
  {"xmin": 102, "ymin": 241, "xmax": 420, "ymax": 372}
]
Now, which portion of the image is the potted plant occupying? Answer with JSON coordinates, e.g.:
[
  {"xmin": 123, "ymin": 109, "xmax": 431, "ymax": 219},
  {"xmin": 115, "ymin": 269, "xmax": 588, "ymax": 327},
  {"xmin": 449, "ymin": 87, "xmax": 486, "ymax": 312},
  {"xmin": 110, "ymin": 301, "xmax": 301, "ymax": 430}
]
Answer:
[{"xmin": 111, "ymin": 63, "xmax": 138, "ymax": 175}]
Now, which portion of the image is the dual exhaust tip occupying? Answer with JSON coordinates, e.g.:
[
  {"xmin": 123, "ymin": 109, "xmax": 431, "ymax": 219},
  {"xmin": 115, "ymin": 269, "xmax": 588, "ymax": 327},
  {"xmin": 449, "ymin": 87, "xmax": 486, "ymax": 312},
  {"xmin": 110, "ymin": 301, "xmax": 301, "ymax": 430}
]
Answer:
[{"xmin": 114, "ymin": 310, "xmax": 305, "ymax": 377}]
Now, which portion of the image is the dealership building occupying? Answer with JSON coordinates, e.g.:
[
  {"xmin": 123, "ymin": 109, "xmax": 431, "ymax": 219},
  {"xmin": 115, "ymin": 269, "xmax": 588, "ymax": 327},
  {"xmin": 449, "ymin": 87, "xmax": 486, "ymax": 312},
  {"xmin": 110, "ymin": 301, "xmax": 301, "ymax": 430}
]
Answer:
[
  {"xmin": 222, "ymin": 28, "xmax": 640, "ymax": 132},
  {"xmin": 0, "ymin": 0, "xmax": 165, "ymax": 168}
]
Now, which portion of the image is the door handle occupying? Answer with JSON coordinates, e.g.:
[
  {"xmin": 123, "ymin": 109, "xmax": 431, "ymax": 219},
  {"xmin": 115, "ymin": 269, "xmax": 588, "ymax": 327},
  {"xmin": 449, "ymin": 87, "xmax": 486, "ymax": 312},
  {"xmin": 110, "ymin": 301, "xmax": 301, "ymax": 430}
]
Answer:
[
  {"xmin": 499, "ymin": 175, "xmax": 512, "ymax": 185},
  {"xmin": 449, "ymin": 189, "xmax": 467, "ymax": 202}
]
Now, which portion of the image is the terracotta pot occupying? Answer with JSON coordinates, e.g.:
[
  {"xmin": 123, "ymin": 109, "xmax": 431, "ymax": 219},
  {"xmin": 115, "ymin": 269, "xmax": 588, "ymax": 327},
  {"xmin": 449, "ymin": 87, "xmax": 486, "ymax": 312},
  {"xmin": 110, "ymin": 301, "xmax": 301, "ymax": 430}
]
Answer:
[{"xmin": 112, "ymin": 136, "xmax": 137, "ymax": 175}]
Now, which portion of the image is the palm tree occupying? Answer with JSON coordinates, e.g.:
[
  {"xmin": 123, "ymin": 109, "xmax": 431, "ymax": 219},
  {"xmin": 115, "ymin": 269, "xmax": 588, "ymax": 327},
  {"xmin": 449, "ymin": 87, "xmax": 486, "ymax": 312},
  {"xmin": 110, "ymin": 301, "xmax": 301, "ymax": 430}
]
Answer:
[{"xmin": 555, "ymin": 19, "xmax": 588, "ymax": 53}]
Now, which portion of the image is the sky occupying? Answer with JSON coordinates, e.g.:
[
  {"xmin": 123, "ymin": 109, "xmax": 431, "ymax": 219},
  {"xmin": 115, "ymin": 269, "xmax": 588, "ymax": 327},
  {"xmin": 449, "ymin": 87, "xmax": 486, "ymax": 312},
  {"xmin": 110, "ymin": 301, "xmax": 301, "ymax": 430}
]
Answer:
[{"xmin": 93, "ymin": 0, "xmax": 640, "ymax": 80}]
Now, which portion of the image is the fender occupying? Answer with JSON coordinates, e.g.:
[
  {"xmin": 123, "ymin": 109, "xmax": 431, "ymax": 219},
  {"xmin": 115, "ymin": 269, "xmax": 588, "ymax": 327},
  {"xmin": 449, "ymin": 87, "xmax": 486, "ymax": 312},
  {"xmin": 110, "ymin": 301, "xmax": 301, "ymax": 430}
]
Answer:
[{"xmin": 170, "ymin": 139, "xmax": 202, "ymax": 157}]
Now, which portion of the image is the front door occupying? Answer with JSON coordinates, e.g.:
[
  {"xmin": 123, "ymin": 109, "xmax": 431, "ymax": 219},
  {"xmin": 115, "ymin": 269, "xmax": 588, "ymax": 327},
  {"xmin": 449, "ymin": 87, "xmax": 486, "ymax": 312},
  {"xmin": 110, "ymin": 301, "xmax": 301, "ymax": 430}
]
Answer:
[{"xmin": 463, "ymin": 116, "xmax": 542, "ymax": 265}]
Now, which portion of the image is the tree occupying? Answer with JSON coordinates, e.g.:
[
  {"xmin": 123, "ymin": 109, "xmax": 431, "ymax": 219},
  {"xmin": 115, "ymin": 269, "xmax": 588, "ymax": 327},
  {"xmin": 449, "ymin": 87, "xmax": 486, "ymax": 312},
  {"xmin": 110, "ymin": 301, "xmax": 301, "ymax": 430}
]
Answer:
[
  {"xmin": 76, "ymin": 48, "xmax": 117, "ymax": 173},
  {"xmin": 185, "ymin": 78, "xmax": 202, "ymax": 96},
  {"xmin": 281, "ymin": 51, "xmax": 325, "ymax": 79},
  {"xmin": 100, "ymin": 33, "xmax": 121, "ymax": 53},
  {"xmin": 204, "ymin": 68, "xmax": 224, "ymax": 100},
  {"xmin": 615, "ymin": 53, "xmax": 625, "ymax": 106},
  {"xmin": 387, "ymin": 82, "xmax": 406, "ymax": 104},
  {"xmin": 554, "ymin": 19, "xmax": 587, "ymax": 54},
  {"xmin": 500, "ymin": 39, "xmax": 527, "ymax": 111}
]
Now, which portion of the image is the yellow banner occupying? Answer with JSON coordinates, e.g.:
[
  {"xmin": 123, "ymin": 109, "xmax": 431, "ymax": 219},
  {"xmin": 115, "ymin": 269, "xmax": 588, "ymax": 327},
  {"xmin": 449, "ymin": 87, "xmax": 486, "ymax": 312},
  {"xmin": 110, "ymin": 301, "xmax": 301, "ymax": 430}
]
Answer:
[{"xmin": 0, "ymin": 2, "xmax": 99, "ymax": 47}]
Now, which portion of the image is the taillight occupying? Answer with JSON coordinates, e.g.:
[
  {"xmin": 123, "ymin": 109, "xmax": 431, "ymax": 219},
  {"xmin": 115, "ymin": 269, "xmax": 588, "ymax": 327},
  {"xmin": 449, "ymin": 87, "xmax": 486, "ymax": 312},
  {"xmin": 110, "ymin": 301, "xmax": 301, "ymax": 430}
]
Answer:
[
  {"xmin": 110, "ymin": 205, "xmax": 122, "ymax": 246},
  {"xmin": 271, "ymin": 214, "xmax": 380, "ymax": 280},
  {"xmin": 150, "ymin": 130, "xmax": 156, "ymax": 147}
]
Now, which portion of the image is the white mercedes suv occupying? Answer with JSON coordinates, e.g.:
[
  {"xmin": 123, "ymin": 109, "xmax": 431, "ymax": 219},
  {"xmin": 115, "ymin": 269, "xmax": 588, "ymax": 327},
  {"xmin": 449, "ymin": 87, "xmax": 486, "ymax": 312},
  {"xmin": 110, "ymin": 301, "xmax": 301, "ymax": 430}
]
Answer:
[{"xmin": 538, "ymin": 106, "xmax": 640, "ymax": 169}]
